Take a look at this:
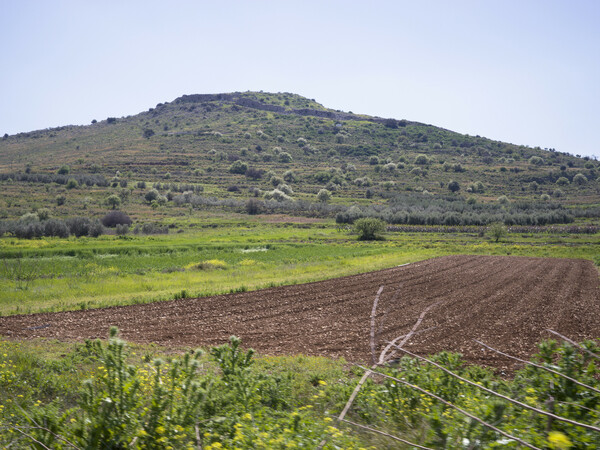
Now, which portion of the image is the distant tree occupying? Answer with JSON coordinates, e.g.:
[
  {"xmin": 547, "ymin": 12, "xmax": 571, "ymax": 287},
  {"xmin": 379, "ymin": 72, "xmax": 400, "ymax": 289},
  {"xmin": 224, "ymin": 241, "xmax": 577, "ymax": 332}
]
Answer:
[
  {"xmin": 316, "ymin": 188, "xmax": 332, "ymax": 203},
  {"xmin": 101, "ymin": 210, "xmax": 131, "ymax": 226},
  {"xmin": 58, "ymin": 165, "xmax": 70, "ymax": 175},
  {"xmin": 143, "ymin": 128, "xmax": 155, "ymax": 139},
  {"xmin": 488, "ymin": 222, "xmax": 507, "ymax": 242},
  {"xmin": 106, "ymin": 194, "xmax": 122, "ymax": 210},
  {"xmin": 136, "ymin": 181, "xmax": 147, "ymax": 189},
  {"xmin": 556, "ymin": 177, "xmax": 570, "ymax": 186},
  {"xmin": 2, "ymin": 133, "xmax": 8, "ymax": 139},
  {"xmin": 145, "ymin": 189, "xmax": 159, "ymax": 203},
  {"xmin": 107, "ymin": 117, "xmax": 117, "ymax": 124},
  {"xmin": 354, "ymin": 218, "xmax": 386, "ymax": 241},
  {"xmin": 91, "ymin": 119, "xmax": 97, "ymax": 124},
  {"xmin": 447, "ymin": 180, "xmax": 460, "ymax": 193}
]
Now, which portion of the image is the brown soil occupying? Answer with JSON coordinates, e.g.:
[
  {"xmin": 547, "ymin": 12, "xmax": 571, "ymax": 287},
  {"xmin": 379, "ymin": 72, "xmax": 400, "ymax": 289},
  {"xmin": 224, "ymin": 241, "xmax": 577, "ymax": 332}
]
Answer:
[{"xmin": 1, "ymin": 255, "xmax": 599, "ymax": 372}]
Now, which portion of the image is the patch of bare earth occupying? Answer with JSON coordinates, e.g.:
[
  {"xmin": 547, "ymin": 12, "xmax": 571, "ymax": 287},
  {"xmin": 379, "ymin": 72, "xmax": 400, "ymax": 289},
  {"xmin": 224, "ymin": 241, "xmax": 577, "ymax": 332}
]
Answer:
[{"xmin": 1, "ymin": 255, "xmax": 599, "ymax": 372}]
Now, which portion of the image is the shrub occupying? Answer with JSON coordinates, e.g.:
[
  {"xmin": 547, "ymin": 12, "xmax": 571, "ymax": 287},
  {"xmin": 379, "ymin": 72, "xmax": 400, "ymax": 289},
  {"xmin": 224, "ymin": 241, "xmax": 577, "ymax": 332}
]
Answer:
[
  {"xmin": 316, "ymin": 188, "xmax": 332, "ymax": 203},
  {"xmin": 115, "ymin": 224, "xmax": 129, "ymax": 235},
  {"xmin": 144, "ymin": 189, "xmax": 159, "ymax": 203},
  {"xmin": 263, "ymin": 189, "xmax": 292, "ymax": 202},
  {"xmin": 383, "ymin": 162, "xmax": 397, "ymax": 172},
  {"xmin": 136, "ymin": 181, "xmax": 146, "ymax": 189},
  {"xmin": 141, "ymin": 223, "xmax": 168, "ymax": 234},
  {"xmin": 229, "ymin": 160, "xmax": 248, "ymax": 174},
  {"xmin": 36, "ymin": 208, "xmax": 51, "ymax": 221},
  {"xmin": 497, "ymin": 195, "xmax": 509, "ymax": 204},
  {"xmin": 448, "ymin": 180, "xmax": 460, "ymax": 193},
  {"xmin": 283, "ymin": 170, "xmax": 296, "ymax": 182},
  {"xmin": 529, "ymin": 155, "xmax": 544, "ymax": 165},
  {"xmin": 66, "ymin": 217, "xmax": 92, "ymax": 237},
  {"xmin": 245, "ymin": 167, "xmax": 264, "ymax": 180},
  {"xmin": 369, "ymin": 156, "xmax": 380, "ymax": 165},
  {"xmin": 57, "ymin": 165, "xmax": 70, "ymax": 175},
  {"xmin": 354, "ymin": 217, "xmax": 386, "ymax": 240},
  {"xmin": 142, "ymin": 128, "xmax": 155, "ymax": 138},
  {"xmin": 573, "ymin": 173, "xmax": 588, "ymax": 185},
  {"xmin": 354, "ymin": 177, "xmax": 372, "ymax": 187},
  {"xmin": 270, "ymin": 176, "xmax": 284, "ymax": 187},
  {"xmin": 101, "ymin": 211, "xmax": 132, "ymax": 228},
  {"xmin": 277, "ymin": 184, "xmax": 293, "ymax": 195},
  {"xmin": 66, "ymin": 178, "xmax": 79, "ymax": 189},
  {"xmin": 105, "ymin": 194, "xmax": 121, "ymax": 210},
  {"xmin": 279, "ymin": 152, "xmax": 293, "ymax": 163},
  {"xmin": 415, "ymin": 154, "xmax": 430, "ymax": 165},
  {"xmin": 556, "ymin": 177, "xmax": 570, "ymax": 186},
  {"xmin": 43, "ymin": 219, "xmax": 69, "ymax": 238},
  {"xmin": 56, "ymin": 194, "xmax": 67, "ymax": 206}
]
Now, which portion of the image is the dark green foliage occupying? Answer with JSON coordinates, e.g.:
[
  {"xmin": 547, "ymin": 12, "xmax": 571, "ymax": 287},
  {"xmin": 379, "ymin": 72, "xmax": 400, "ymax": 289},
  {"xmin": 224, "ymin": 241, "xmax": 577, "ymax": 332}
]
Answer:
[
  {"xmin": 145, "ymin": 189, "xmax": 159, "ymax": 203},
  {"xmin": 448, "ymin": 180, "xmax": 460, "ymax": 192},
  {"xmin": 229, "ymin": 160, "xmax": 248, "ymax": 174},
  {"xmin": 101, "ymin": 210, "xmax": 132, "ymax": 227},
  {"xmin": 66, "ymin": 217, "xmax": 104, "ymax": 237},
  {"xmin": 354, "ymin": 217, "xmax": 386, "ymax": 240}
]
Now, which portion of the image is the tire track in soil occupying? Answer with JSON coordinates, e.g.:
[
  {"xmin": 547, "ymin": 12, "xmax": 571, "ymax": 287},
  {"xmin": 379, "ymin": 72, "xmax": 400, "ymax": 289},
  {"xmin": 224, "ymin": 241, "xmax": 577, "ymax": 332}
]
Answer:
[{"xmin": 1, "ymin": 255, "xmax": 599, "ymax": 371}]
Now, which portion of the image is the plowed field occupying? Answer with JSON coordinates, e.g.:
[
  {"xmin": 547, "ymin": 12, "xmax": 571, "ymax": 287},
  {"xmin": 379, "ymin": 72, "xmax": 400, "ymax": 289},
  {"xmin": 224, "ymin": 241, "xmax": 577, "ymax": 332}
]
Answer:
[{"xmin": 1, "ymin": 255, "xmax": 599, "ymax": 371}]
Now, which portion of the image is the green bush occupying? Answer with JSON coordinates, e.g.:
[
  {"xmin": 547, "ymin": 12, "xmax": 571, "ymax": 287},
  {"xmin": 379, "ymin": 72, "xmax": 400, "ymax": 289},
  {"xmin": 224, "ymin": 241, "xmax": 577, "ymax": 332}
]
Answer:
[
  {"xmin": 229, "ymin": 160, "xmax": 248, "ymax": 175},
  {"xmin": 354, "ymin": 217, "xmax": 386, "ymax": 240}
]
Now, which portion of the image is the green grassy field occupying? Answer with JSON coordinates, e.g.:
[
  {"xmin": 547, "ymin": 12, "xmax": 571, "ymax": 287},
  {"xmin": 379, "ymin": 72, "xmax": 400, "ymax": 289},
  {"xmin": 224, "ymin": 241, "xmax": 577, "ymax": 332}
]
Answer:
[{"xmin": 2, "ymin": 218, "xmax": 598, "ymax": 316}]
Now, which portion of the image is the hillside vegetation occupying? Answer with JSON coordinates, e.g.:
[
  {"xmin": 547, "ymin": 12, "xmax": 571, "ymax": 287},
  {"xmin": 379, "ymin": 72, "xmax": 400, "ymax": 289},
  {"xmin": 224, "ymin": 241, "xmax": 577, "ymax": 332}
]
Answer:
[{"xmin": 1, "ymin": 91, "xmax": 599, "ymax": 229}]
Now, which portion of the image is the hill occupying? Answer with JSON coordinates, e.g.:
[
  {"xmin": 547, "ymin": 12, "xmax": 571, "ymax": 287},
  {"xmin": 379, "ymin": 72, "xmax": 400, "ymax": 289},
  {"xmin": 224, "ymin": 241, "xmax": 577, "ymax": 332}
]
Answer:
[{"xmin": 1, "ymin": 91, "xmax": 599, "ymax": 228}]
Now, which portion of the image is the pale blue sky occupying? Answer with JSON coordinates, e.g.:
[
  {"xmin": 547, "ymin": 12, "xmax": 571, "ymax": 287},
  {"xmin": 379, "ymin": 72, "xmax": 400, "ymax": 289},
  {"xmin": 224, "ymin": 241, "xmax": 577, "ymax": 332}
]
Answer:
[{"xmin": 1, "ymin": 0, "xmax": 599, "ymax": 157}]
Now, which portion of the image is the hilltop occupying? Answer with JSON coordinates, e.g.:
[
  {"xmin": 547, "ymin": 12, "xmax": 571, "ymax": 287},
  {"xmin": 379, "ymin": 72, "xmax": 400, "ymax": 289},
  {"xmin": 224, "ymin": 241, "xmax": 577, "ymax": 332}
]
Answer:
[{"xmin": 1, "ymin": 91, "xmax": 599, "ymax": 226}]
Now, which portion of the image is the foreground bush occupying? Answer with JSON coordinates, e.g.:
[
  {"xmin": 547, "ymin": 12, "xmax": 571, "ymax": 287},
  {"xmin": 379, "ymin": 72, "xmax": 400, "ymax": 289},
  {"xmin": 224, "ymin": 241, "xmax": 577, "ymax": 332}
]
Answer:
[
  {"xmin": 1, "ymin": 333, "xmax": 598, "ymax": 448},
  {"xmin": 1, "ymin": 330, "xmax": 360, "ymax": 449}
]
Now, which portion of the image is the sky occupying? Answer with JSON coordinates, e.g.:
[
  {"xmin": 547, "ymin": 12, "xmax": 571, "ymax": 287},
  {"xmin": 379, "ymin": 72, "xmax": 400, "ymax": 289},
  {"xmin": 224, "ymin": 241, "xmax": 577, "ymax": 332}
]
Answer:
[{"xmin": 1, "ymin": 0, "xmax": 599, "ymax": 157}]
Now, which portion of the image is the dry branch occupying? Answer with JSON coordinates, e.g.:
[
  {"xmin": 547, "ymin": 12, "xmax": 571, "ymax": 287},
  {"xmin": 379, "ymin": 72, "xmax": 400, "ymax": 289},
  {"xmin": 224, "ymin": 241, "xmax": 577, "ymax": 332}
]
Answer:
[
  {"xmin": 390, "ymin": 343, "xmax": 600, "ymax": 433},
  {"xmin": 340, "ymin": 418, "xmax": 434, "ymax": 450},
  {"xmin": 474, "ymin": 339, "xmax": 600, "ymax": 395},
  {"xmin": 358, "ymin": 365, "xmax": 541, "ymax": 450},
  {"xmin": 318, "ymin": 300, "xmax": 441, "ymax": 449},
  {"xmin": 546, "ymin": 329, "xmax": 600, "ymax": 361},
  {"xmin": 370, "ymin": 286, "xmax": 384, "ymax": 365}
]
